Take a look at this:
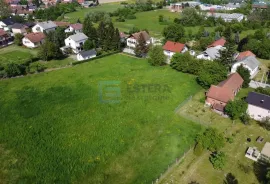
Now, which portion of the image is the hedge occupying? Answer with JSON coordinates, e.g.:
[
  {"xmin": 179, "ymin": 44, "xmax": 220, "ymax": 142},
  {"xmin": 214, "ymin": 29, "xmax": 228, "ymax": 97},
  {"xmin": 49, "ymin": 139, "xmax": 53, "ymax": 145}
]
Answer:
[{"xmin": 72, "ymin": 51, "xmax": 121, "ymax": 65}]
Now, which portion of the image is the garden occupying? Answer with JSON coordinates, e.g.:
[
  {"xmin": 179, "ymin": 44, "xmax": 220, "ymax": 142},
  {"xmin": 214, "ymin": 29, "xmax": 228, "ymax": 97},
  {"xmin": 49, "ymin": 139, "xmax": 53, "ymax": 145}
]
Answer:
[{"xmin": 0, "ymin": 54, "xmax": 203, "ymax": 183}]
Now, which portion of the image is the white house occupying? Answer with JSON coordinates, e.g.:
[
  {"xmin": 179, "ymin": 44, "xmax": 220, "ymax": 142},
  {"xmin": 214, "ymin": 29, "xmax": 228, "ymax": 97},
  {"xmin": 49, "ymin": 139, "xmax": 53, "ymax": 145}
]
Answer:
[
  {"xmin": 126, "ymin": 31, "xmax": 152, "ymax": 48},
  {"xmin": 32, "ymin": 21, "xmax": 57, "ymax": 33},
  {"xmin": 231, "ymin": 56, "xmax": 260, "ymax": 78},
  {"xmin": 64, "ymin": 33, "xmax": 88, "ymax": 53},
  {"xmin": 196, "ymin": 46, "xmax": 223, "ymax": 60},
  {"xmin": 76, "ymin": 49, "xmax": 97, "ymax": 61},
  {"xmin": 162, "ymin": 40, "xmax": 188, "ymax": 63},
  {"xmin": 246, "ymin": 92, "xmax": 270, "ymax": 121},
  {"xmin": 0, "ymin": 18, "xmax": 16, "ymax": 31},
  {"xmin": 11, "ymin": 23, "xmax": 27, "ymax": 35},
  {"xmin": 65, "ymin": 23, "xmax": 83, "ymax": 34},
  {"xmin": 22, "ymin": 32, "xmax": 45, "ymax": 48},
  {"xmin": 261, "ymin": 142, "xmax": 270, "ymax": 161}
]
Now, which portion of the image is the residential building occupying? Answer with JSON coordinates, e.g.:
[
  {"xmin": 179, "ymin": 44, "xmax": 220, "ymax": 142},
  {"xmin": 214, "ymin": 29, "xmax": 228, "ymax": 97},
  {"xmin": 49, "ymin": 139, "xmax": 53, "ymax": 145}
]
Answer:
[
  {"xmin": 65, "ymin": 23, "xmax": 83, "ymax": 33},
  {"xmin": 206, "ymin": 12, "xmax": 244, "ymax": 22},
  {"xmin": 261, "ymin": 142, "xmax": 270, "ymax": 162},
  {"xmin": 54, "ymin": 21, "xmax": 70, "ymax": 28},
  {"xmin": 0, "ymin": 18, "xmax": 17, "ymax": 31},
  {"xmin": 236, "ymin": 50, "xmax": 256, "ymax": 61},
  {"xmin": 225, "ymin": 2, "xmax": 242, "ymax": 10},
  {"xmin": 77, "ymin": 49, "xmax": 97, "ymax": 61},
  {"xmin": 22, "ymin": 32, "xmax": 45, "ymax": 48},
  {"xmin": 11, "ymin": 23, "xmax": 27, "ymax": 35},
  {"xmin": 64, "ymin": 33, "xmax": 88, "ymax": 53},
  {"xmin": 205, "ymin": 73, "xmax": 244, "ymax": 113},
  {"xmin": 126, "ymin": 31, "xmax": 152, "ymax": 48},
  {"xmin": 245, "ymin": 147, "xmax": 261, "ymax": 161},
  {"xmin": 231, "ymin": 55, "xmax": 260, "ymax": 78},
  {"xmin": 246, "ymin": 92, "xmax": 270, "ymax": 121},
  {"xmin": 163, "ymin": 41, "xmax": 188, "ymax": 63},
  {"xmin": 0, "ymin": 29, "xmax": 13, "ymax": 47},
  {"xmin": 32, "ymin": 21, "xmax": 57, "ymax": 33},
  {"xmin": 252, "ymin": 0, "xmax": 270, "ymax": 9},
  {"xmin": 197, "ymin": 38, "xmax": 226, "ymax": 60},
  {"xmin": 170, "ymin": 1, "xmax": 201, "ymax": 12}
]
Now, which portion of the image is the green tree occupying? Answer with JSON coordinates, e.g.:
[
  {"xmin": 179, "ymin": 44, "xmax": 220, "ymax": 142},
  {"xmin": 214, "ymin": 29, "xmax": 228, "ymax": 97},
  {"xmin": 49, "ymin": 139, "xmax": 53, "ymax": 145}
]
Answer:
[
  {"xmin": 218, "ymin": 40, "xmax": 236, "ymax": 66},
  {"xmin": 46, "ymin": 27, "xmax": 65, "ymax": 48},
  {"xmin": 254, "ymin": 29, "xmax": 265, "ymax": 41},
  {"xmin": 38, "ymin": 40, "xmax": 62, "ymax": 61},
  {"xmin": 148, "ymin": 45, "xmax": 166, "ymax": 66},
  {"xmin": 14, "ymin": 33, "xmax": 24, "ymax": 46},
  {"xmin": 194, "ymin": 142, "xmax": 204, "ymax": 156},
  {"xmin": 5, "ymin": 62, "xmax": 26, "ymax": 77},
  {"xmin": 83, "ymin": 39, "xmax": 94, "ymax": 50},
  {"xmin": 197, "ymin": 62, "xmax": 227, "ymax": 88},
  {"xmin": 83, "ymin": 15, "xmax": 97, "ymax": 44},
  {"xmin": 224, "ymin": 173, "xmax": 238, "ymax": 184},
  {"xmin": 134, "ymin": 33, "xmax": 148, "ymax": 57},
  {"xmin": 236, "ymin": 65, "xmax": 251, "ymax": 88},
  {"xmin": 97, "ymin": 21, "xmax": 106, "ymax": 48},
  {"xmin": 196, "ymin": 128, "xmax": 225, "ymax": 152},
  {"xmin": 258, "ymin": 39, "xmax": 270, "ymax": 59},
  {"xmin": 171, "ymin": 53, "xmax": 201, "ymax": 75},
  {"xmin": 235, "ymin": 32, "xmax": 240, "ymax": 44},
  {"xmin": 163, "ymin": 23, "xmax": 185, "ymax": 42},
  {"xmin": 158, "ymin": 15, "xmax": 164, "ymax": 22},
  {"xmin": 112, "ymin": 28, "xmax": 121, "ymax": 50},
  {"xmin": 210, "ymin": 151, "xmax": 226, "ymax": 170},
  {"xmin": 225, "ymin": 100, "xmax": 248, "ymax": 120},
  {"xmin": 0, "ymin": 0, "xmax": 11, "ymax": 17}
]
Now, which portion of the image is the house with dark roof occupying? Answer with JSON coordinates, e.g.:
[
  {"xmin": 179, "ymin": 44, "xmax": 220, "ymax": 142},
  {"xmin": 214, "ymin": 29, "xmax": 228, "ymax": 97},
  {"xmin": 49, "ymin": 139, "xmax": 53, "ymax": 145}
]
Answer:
[
  {"xmin": 163, "ymin": 41, "xmax": 188, "ymax": 62},
  {"xmin": 205, "ymin": 73, "xmax": 244, "ymax": 113},
  {"xmin": 0, "ymin": 18, "xmax": 17, "ymax": 31},
  {"xmin": 65, "ymin": 23, "xmax": 83, "ymax": 34},
  {"xmin": 22, "ymin": 32, "xmax": 46, "ymax": 48},
  {"xmin": 231, "ymin": 55, "xmax": 261, "ymax": 78},
  {"xmin": 246, "ymin": 92, "xmax": 270, "ymax": 121},
  {"xmin": 11, "ymin": 23, "xmax": 27, "ymax": 35},
  {"xmin": 32, "ymin": 21, "xmax": 57, "ymax": 33},
  {"xmin": 126, "ymin": 31, "xmax": 152, "ymax": 48},
  {"xmin": 76, "ymin": 49, "xmax": 97, "ymax": 61}
]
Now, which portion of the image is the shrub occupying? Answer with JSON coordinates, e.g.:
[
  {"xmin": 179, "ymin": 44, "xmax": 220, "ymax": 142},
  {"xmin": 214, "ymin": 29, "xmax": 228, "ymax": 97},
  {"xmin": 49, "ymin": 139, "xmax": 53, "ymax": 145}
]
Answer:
[{"xmin": 210, "ymin": 151, "xmax": 226, "ymax": 170}]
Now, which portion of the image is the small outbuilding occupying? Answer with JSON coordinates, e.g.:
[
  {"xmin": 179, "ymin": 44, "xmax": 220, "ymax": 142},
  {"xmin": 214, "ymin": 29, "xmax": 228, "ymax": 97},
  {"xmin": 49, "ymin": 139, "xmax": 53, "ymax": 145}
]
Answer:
[{"xmin": 76, "ymin": 49, "xmax": 97, "ymax": 61}]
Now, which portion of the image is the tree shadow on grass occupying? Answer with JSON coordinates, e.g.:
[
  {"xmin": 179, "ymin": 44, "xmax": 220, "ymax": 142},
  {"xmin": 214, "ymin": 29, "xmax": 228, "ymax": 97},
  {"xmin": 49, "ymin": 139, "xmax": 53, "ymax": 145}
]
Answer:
[{"xmin": 253, "ymin": 159, "xmax": 269, "ymax": 183}]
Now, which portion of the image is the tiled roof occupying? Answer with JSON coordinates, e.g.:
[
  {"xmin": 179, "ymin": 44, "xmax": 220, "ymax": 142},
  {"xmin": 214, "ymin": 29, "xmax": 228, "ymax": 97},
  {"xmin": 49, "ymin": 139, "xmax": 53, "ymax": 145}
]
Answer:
[
  {"xmin": 218, "ymin": 72, "xmax": 244, "ymax": 92},
  {"xmin": 70, "ymin": 23, "xmax": 83, "ymax": 30},
  {"xmin": 208, "ymin": 38, "xmax": 226, "ymax": 47},
  {"xmin": 163, "ymin": 41, "xmax": 185, "ymax": 53},
  {"xmin": 237, "ymin": 50, "xmax": 256, "ymax": 61},
  {"xmin": 24, "ymin": 32, "xmax": 45, "ymax": 43},
  {"xmin": 130, "ymin": 31, "xmax": 150, "ymax": 42},
  {"xmin": 54, "ymin": 21, "xmax": 70, "ymax": 27},
  {"xmin": 0, "ymin": 29, "xmax": 8, "ymax": 36}
]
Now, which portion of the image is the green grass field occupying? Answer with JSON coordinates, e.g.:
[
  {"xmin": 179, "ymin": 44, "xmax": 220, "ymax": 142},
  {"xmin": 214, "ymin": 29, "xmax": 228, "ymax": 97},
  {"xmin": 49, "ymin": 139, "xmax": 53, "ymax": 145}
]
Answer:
[
  {"xmin": 0, "ymin": 54, "xmax": 202, "ymax": 183},
  {"xmin": 65, "ymin": 3, "xmax": 123, "ymax": 22}
]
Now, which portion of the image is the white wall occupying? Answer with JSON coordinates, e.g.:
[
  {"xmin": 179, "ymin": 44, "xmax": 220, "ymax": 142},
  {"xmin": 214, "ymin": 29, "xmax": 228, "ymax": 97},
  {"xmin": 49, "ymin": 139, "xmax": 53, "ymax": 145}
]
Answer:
[
  {"xmin": 22, "ymin": 37, "xmax": 43, "ymax": 48},
  {"xmin": 126, "ymin": 37, "xmax": 152, "ymax": 48},
  {"xmin": 12, "ymin": 28, "xmax": 26, "ymax": 35},
  {"xmin": 231, "ymin": 62, "xmax": 258, "ymax": 77},
  {"xmin": 32, "ymin": 25, "xmax": 55, "ymax": 33},
  {"xmin": 65, "ymin": 27, "xmax": 82, "ymax": 33},
  {"xmin": 65, "ymin": 37, "xmax": 87, "ymax": 53},
  {"xmin": 197, "ymin": 53, "xmax": 211, "ymax": 60},
  {"xmin": 247, "ymin": 104, "xmax": 270, "ymax": 121}
]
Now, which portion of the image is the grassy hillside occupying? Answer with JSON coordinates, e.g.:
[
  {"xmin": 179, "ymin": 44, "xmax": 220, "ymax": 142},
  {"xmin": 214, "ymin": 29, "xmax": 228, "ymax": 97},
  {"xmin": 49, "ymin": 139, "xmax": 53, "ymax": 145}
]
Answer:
[{"xmin": 0, "ymin": 54, "xmax": 202, "ymax": 183}]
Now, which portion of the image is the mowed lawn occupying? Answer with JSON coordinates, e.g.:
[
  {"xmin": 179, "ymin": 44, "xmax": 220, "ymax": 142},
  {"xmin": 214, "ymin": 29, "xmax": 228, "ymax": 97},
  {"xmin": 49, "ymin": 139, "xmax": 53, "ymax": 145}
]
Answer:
[
  {"xmin": 65, "ymin": 3, "xmax": 123, "ymax": 22},
  {"xmin": 0, "ymin": 54, "xmax": 202, "ymax": 184},
  {"xmin": 113, "ymin": 10, "xmax": 179, "ymax": 37}
]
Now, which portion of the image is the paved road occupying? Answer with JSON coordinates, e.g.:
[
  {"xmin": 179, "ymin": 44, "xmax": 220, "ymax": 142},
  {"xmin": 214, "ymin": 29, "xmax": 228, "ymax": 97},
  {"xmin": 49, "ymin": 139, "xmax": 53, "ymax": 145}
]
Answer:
[{"xmin": 249, "ymin": 80, "xmax": 270, "ymax": 89}]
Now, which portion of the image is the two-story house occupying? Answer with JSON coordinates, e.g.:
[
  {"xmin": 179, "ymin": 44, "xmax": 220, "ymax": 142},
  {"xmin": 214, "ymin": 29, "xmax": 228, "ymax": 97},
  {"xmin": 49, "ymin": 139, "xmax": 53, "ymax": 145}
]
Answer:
[
  {"xmin": 126, "ymin": 31, "xmax": 151, "ymax": 48},
  {"xmin": 162, "ymin": 40, "xmax": 188, "ymax": 63},
  {"xmin": 246, "ymin": 92, "xmax": 270, "ymax": 121},
  {"xmin": 0, "ymin": 29, "xmax": 13, "ymax": 47},
  {"xmin": 32, "ymin": 21, "xmax": 57, "ymax": 33},
  {"xmin": 64, "ymin": 33, "xmax": 88, "ymax": 53},
  {"xmin": 11, "ymin": 23, "xmax": 27, "ymax": 35},
  {"xmin": 22, "ymin": 32, "xmax": 45, "ymax": 48}
]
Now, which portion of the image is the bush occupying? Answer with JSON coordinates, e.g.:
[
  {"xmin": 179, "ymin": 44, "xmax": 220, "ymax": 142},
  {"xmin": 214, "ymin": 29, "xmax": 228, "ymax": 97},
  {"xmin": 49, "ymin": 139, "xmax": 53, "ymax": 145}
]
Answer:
[
  {"xmin": 210, "ymin": 151, "xmax": 226, "ymax": 170},
  {"xmin": 5, "ymin": 62, "xmax": 26, "ymax": 77},
  {"xmin": 116, "ymin": 16, "xmax": 125, "ymax": 22},
  {"xmin": 194, "ymin": 142, "xmax": 204, "ymax": 156},
  {"xmin": 226, "ymin": 137, "xmax": 234, "ymax": 144}
]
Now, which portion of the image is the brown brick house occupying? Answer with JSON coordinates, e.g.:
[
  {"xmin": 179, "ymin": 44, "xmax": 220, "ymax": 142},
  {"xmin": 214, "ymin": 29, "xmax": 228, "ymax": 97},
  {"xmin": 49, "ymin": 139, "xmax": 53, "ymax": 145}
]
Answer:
[{"xmin": 205, "ymin": 72, "xmax": 244, "ymax": 112}]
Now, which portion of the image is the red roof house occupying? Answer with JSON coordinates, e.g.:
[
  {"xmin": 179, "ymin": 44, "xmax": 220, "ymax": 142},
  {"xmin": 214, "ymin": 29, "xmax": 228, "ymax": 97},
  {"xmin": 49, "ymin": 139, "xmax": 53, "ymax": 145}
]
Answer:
[
  {"xmin": 163, "ymin": 41, "xmax": 186, "ymax": 53},
  {"xmin": 205, "ymin": 73, "xmax": 244, "ymax": 112},
  {"xmin": 208, "ymin": 38, "xmax": 226, "ymax": 48},
  {"xmin": 236, "ymin": 50, "xmax": 256, "ymax": 61},
  {"xmin": 0, "ymin": 29, "xmax": 12, "ymax": 46},
  {"xmin": 23, "ymin": 32, "xmax": 45, "ymax": 48}
]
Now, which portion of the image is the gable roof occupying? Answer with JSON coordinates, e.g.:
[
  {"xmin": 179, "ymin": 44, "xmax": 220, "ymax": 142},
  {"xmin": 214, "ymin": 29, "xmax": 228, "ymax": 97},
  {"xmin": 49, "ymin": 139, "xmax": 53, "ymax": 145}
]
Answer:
[
  {"xmin": 235, "ymin": 56, "xmax": 260, "ymax": 70},
  {"xmin": 36, "ymin": 21, "xmax": 57, "ymax": 30},
  {"xmin": 163, "ymin": 41, "xmax": 185, "ymax": 53},
  {"xmin": 54, "ymin": 21, "xmax": 70, "ymax": 27},
  {"xmin": 206, "ymin": 73, "xmax": 244, "ymax": 103},
  {"xmin": 237, "ymin": 50, "xmax": 256, "ymax": 61},
  {"xmin": 11, "ymin": 23, "xmax": 25, "ymax": 29},
  {"xmin": 79, "ymin": 49, "xmax": 97, "ymax": 58},
  {"xmin": 218, "ymin": 72, "xmax": 244, "ymax": 92},
  {"xmin": 70, "ymin": 23, "xmax": 83, "ymax": 30},
  {"xmin": 130, "ymin": 31, "xmax": 150, "ymax": 42},
  {"xmin": 24, "ymin": 32, "xmax": 45, "ymax": 43},
  {"xmin": 208, "ymin": 38, "xmax": 226, "ymax": 48},
  {"xmin": 246, "ymin": 92, "xmax": 270, "ymax": 111},
  {"xmin": 204, "ymin": 47, "xmax": 221, "ymax": 59},
  {"xmin": 68, "ymin": 33, "xmax": 88, "ymax": 42},
  {"xmin": 0, "ymin": 29, "xmax": 8, "ymax": 36},
  {"xmin": 207, "ymin": 85, "xmax": 234, "ymax": 103},
  {"xmin": 1, "ymin": 18, "xmax": 16, "ymax": 26}
]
